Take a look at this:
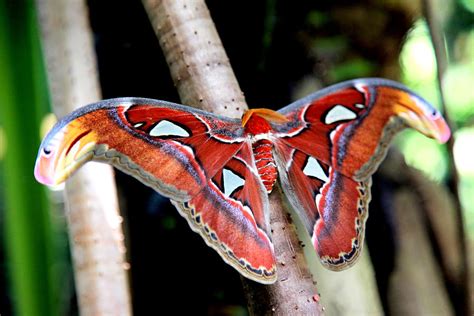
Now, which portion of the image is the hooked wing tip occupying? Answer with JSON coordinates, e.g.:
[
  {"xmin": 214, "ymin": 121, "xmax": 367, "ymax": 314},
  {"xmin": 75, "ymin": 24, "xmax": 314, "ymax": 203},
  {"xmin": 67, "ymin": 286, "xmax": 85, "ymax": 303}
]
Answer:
[
  {"xmin": 34, "ymin": 139, "xmax": 62, "ymax": 186},
  {"xmin": 432, "ymin": 116, "xmax": 451, "ymax": 143},
  {"xmin": 390, "ymin": 89, "xmax": 452, "ymax": 144},
  {"xmin": 34, "ymin": 159, "xmax": 57, "ymax": 185},
  {"xmin": 34, "ymin": 120, "xmax": 97, "ymax": 187}
]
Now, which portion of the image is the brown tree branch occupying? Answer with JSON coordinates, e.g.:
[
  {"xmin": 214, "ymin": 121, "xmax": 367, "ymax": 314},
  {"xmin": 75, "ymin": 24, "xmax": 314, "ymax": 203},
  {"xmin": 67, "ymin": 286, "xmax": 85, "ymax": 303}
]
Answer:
[
  {"xmin": 242, "ymin": 185, "xmax": 322, "ymax": 315},
  {"xmin": 142, "ymin": 0, "xmax": 245, "ymax": 117},
  {"xmin": 141, "ymin": 0, "xmax": 323, "ymax": 314},
  {"xmin": 35, "ymin": 0, "xmax": 132, "ymax": 314}
]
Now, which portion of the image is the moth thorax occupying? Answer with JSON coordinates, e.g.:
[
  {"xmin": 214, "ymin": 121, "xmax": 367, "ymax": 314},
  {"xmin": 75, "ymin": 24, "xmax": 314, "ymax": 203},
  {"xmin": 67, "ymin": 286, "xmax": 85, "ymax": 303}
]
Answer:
[{"xmin": 252, "ymin": 139, "xmax": 278, "ymax": 193}]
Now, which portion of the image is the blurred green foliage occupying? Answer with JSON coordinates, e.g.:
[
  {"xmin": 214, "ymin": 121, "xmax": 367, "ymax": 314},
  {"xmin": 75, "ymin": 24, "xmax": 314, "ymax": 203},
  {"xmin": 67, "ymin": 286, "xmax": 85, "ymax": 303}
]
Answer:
[
  {"xmin": 398, "ymin": 17, "xmax": 474, "ymax": 235},
  {"xmin": 0, "ymin": 0, "xmax": 60, "ymax": 315},
  {"xmin": 329, "ymin": 58, "xmax": 377, "ymax": 81}
]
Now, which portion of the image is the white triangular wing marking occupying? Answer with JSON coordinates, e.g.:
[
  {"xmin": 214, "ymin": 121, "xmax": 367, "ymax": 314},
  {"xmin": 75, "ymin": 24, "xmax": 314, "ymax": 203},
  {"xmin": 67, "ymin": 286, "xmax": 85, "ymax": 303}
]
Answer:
[
  {"xmin": 303, "ymin": 156, "xmax": 329, "ymax": 182},
  {"xmin": 222, "ymin": 168, "xmax": 245, "ymax": 197},
  {"xmin": 149, "ymin": 120, "xmax": 190, "ymax": 137},
  {"xmin": 324, "ymin": 105, "xmax": 357, "ymax": 124}
]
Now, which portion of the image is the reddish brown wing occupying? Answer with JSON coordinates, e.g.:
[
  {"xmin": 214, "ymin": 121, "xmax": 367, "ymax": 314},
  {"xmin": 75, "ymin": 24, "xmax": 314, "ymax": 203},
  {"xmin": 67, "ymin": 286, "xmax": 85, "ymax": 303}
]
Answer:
[
  {"xmin": 315, "ymin": 170, "xmax": 371, "ymax": 268},
  {"xmin": 34, "ymin": 98, "xmax": 276, "ymax": 283},
  {"xmin": 275, "ymin": 86, "xmax": 366, "ymax": 169},
  {"xmin": 274, "ymin": 143, "xmax": 370, "ymax": 270},
  {"xmin": 273, "ymin": 78, "xmax": 449, "ymax": 270},
  {"xmin": 172, "ymin": 144, "xmax": 275, "ymax": 282},
  {"xmin": 122, "ymin": 102, "xmax": 245, "ymax": 179},
  {"xmin": 272, "ymin": 80, "xmax": 376, "ymax": 270}
]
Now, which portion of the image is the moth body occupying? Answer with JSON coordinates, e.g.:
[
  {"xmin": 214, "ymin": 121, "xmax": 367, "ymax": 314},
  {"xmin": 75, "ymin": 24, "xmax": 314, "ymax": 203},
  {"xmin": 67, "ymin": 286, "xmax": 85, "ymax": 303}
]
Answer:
[
  {"xmin": 243, "ymin": 110, "xmax": 281, "ymax": 193},
  {"xmin": 252, "ymin": 139, "xmax": 277, "ymax": 193}
]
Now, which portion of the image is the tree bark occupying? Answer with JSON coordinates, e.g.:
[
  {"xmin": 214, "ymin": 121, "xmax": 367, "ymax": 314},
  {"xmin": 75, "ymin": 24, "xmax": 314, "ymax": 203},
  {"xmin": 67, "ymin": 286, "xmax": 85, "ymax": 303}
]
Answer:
[
  {"xmin": 242, "ymin": 186, "xmax": 323, "ymax": 315},
  {"xmin": 36, "ymin": 0, "xmax": 132, "ymax": 315},
  {"xmin": 142, "ymin": 0, "xmax": 323, "ymax": 314}
]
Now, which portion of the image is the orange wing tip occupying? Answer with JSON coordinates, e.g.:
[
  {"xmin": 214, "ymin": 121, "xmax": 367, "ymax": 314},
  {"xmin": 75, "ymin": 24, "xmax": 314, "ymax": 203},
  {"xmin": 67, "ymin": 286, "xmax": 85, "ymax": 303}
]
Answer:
[
  {"xmin": 34, "ymin": 123, "xmax": 97, "ymax": 186},
  {"xmin": 397, "ymin": 108, "xmax": 452, "ymax": 144},
  {"xmin": 393, "ymin": 95, "xmax": 452, "ymax": 144}
]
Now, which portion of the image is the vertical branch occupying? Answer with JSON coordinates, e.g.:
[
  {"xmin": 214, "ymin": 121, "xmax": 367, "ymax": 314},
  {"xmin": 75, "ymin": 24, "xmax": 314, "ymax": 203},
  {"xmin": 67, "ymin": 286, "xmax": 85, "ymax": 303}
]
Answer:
[
  {"xmin": 143, "ymin": 0, "xmax": 245, "ymax": 117},
  {"xmin": 35, "ymin": 0, "xmax": 132, "ymax": 315},
  {"xmin": 242, "ymin": 186, "xmax": 323, "ymax": 315},
  {"xmin": 141, "ymin": 0, "xmax": 323, "ymax": 314},
  {"xmin": 422, "ymin": 1, "xmax": 470, "ymax": 314}
]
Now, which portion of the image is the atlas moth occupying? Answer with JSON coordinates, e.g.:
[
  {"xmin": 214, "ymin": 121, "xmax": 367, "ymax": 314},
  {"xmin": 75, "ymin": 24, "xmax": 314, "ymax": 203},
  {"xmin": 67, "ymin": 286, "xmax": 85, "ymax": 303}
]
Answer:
[{"xmin": 34, "ymin": 78, "xmax": 450, "ymax": 284}]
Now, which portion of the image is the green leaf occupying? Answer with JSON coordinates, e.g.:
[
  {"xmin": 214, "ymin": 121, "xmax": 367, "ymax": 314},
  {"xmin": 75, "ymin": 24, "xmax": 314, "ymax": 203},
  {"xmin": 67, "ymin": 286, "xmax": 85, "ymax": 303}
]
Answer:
[{"xmin": 0, "ymin": 0, "xmax": 60, "ymax": 315}]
